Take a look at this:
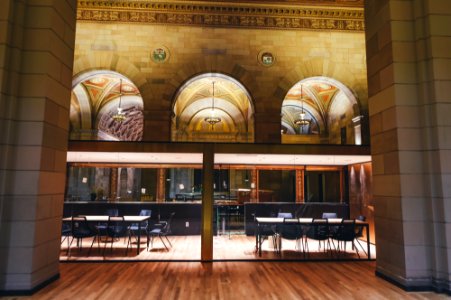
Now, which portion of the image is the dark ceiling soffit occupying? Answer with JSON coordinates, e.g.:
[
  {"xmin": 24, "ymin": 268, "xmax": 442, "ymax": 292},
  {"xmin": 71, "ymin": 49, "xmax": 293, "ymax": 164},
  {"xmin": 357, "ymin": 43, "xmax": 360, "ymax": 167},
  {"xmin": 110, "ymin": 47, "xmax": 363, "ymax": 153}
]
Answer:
[{"xmin": 68, "ymin": 140, "xmax": 370, "ymax": 156}]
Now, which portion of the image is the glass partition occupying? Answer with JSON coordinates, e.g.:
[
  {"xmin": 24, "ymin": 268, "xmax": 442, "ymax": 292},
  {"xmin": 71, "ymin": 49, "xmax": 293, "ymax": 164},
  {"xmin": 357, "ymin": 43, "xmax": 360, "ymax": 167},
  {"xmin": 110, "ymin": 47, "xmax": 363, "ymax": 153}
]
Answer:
[
  {"xmin": 258, "ymin": 170, "xmax": 296, "ymax": 202},
  {"xmin": 66, "ymin": 165, "xmax": 203, "ymax": 203},
  {"xmin": 304, "ymin": 170, "xmax": 340, "ymax": 202}
]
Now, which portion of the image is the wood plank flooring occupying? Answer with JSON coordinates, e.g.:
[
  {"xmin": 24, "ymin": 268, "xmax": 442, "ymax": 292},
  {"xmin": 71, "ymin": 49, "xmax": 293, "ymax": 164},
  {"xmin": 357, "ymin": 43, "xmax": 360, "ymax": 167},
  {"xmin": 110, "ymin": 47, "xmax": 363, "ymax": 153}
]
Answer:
[
  {"xmin": 3, "ymin": 261, "xmax": 447, "ymax": 299},
  {"xmin": 59, "ymin": 235, "xmax": 376, "ymax": 261}
]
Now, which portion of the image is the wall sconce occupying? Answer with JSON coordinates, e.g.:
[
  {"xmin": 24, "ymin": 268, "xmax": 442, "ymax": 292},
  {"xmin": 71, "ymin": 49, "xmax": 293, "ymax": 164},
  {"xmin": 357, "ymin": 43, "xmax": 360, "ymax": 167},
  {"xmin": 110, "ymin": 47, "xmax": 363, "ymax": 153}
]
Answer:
[
  {"xmin": 179, "ymin": 183, "xmax": 185, "ymax": 190},
  {"xmin": 141, "ymin": 188, "xmax": 146, "ymax": 194},
  {"xmin": 82, "ymin": 177, "xmax": 88, "ymax": 183},
  {"xmin": 251, "ymin": 183, "xmax": 256, "ymax": 189}
]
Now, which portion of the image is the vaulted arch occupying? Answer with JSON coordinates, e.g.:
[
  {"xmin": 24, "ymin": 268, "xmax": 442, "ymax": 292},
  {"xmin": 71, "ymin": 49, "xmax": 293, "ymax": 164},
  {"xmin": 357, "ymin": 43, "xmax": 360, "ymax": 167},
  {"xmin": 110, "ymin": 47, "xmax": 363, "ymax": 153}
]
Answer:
[
  {"xmin": 70, "ymin": 70, "xmax": 144, "ymax": 141},
  {"xmin": 172, "ymin": 73, "xmax": 254, "ymax": 143}
]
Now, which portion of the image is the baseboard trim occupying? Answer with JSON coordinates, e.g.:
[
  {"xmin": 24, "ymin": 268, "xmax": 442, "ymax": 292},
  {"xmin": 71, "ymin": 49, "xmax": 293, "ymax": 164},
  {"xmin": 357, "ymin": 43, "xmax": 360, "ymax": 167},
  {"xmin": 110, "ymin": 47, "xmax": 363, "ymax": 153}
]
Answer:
[
  {"xmin": 0, "ymin": 273, "xmax": 60, "ymax": 296},
  {"xmin": 375, "ymin": 271, "xmax": 451, "ymax": 296}
]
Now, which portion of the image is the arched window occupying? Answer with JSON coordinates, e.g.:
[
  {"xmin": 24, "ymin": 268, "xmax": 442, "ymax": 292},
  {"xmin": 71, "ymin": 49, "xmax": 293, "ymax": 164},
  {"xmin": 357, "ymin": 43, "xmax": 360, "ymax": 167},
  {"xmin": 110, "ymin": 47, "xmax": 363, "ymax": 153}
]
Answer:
[
  {"xmin": 281, "ymin": 77, "xmax": 360, "ymax": 145},
  {"xmin": 70, "ymin": 70, "xmax": 144, "ymax": 141},
  {"xmin": 171, "ymin": 73, "xmax": 254, "ymax": 143}
]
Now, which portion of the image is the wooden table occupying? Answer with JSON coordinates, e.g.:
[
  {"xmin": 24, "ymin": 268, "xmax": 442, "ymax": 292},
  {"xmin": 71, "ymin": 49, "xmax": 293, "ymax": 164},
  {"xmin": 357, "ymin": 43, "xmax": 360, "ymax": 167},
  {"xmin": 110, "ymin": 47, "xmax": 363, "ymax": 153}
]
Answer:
[
  {"xmin": 63, "ymin": 215, "xmax": 151, "ymax": 255},
  {"xmin": 255, "ymin": 217, "xmax": 371, "ymax": 260}
]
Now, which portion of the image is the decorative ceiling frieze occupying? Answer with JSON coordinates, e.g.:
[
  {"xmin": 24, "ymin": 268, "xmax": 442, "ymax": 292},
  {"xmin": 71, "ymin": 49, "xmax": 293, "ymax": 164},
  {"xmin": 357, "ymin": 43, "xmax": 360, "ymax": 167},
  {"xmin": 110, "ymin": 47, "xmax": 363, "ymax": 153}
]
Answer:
[{"xmin": 76, "ymin": 0, "xmax": 365, "ymax": 32}]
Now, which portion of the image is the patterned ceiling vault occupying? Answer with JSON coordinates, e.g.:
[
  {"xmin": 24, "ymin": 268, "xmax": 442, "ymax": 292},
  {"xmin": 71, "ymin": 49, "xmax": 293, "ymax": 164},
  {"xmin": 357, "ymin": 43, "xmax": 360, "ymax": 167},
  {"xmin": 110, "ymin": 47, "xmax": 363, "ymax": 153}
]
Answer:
[
  {"xmin": 70, "ymin": 72, "xmax": 144, "ymax": 141},
  {"xmin": 281, "ymin": 77, "xmax": 358, "ymax": 141},
  {"xmin": 76, "ymin": 0, "xmax": 364, "ymax": 32},
  {"xmin": 172, "ymin": 73, "xmax": 254, "ymax": 143}
]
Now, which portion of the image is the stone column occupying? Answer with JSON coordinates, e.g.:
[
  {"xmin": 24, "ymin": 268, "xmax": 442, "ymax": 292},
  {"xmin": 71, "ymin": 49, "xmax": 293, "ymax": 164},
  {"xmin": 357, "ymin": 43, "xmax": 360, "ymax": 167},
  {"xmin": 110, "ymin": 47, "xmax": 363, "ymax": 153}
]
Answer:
[
  {"xmin": 0, "ymin": 0, "xmax": 77, "ymax": 292},
  {"xmin": 365, "ymin": 0, "xmax": 451, "ymax": 291}
]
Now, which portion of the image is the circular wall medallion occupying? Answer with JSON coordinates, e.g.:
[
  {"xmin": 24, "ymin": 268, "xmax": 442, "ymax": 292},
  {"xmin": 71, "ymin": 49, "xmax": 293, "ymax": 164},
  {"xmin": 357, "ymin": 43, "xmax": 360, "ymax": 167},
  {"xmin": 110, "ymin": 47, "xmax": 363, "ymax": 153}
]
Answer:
[
  {"xmin": 151, "ymin": 46, "xmax": 169, "ymax": 63},
  {"xmin": 258, "ymin": 50, "xmax": 275, "ymax": 67}
]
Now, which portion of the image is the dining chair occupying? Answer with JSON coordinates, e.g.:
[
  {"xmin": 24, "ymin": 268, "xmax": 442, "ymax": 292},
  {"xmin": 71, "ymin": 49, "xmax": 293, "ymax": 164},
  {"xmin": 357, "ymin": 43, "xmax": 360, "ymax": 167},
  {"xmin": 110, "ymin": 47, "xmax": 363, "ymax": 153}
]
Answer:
[
  {"xmin": 332, "ymin": 219, "xmax": 360, "ymax": 258},
  {"xmin": 252, "ymin": 213, "xmax": 278, "ymax": 253},
  {"xmin": 321, "ymin": 212, "xmax": 337, "ymax": 219},
  {"xmin": 68, "ymin": 216, "xmax": 100, "ymax": 256},
  {"xmin": 276, "ymin": 218, "xmax": 304, "ymax": 255},
  {"xmin": 354, "ymin": 215, "xmax": 368, "ymax": 256},
  {"xmin": 129, "ymin": 209, "xmax": 152, "ymax": 242},
  {"xmin": 61, "ymin": 221, "xmax": 72, "ymax": 249},
  {"xmin": 147, "ymin": 212, "xmax": 175, "ymax": 251},
  {"xmin": 104, "ymin": 216, "xmax": 132, "ymax": 255},
  {"xmin": 97, "ymin": 208, "xmax": 120, "ymax": 236},
  {"xmin": 305, "ymin": 218, "xmax": 332, "ymax": 255},
  {"xmin": 277, "ymin": 212, "xmax": 293, "ymax": 219}
]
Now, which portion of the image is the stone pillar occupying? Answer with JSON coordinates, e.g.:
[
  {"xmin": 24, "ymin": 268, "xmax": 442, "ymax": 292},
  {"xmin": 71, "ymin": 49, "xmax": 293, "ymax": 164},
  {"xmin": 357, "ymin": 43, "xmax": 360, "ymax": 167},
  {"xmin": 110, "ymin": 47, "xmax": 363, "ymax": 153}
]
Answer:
[
  {"xmin": 365, "ymin": 0, "xmax": 451, "ymax": 291},
  {"xmin": 0, "ymin": 0, "xmax": 77, "ymax": 292}
]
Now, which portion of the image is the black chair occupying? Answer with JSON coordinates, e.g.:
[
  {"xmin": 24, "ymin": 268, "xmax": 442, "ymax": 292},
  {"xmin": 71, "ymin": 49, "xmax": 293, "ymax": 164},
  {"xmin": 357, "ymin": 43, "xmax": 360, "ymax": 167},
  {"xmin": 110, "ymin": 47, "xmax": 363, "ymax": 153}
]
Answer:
[
  {"xmin": 68, "ymin": 216, "xmax": 99, "ymax": 256},
  {"xmin": 276, "ymin": 218, "xmax": 304, "ymax": 254},
  {"xmin": 97, "ymin": 208, "xmax": 119, "ymax": 236},
  {"xmin": 252, "ymin": 213, "xmax": 278, "ymax": 253},
  {"xmin": 147, "ymin": 212, "xmax": 175, "ymax": 251},
  {"xmin": 103, "ymin": 216, "xmax": 132, "ymax": 255},
  {"xmin": 354, "ymin": 215, "xmax": 368, "ymax": 256},
  {"xmin": 305, "ymin": 218, "xmax": 332, "ymax": 254},
  {"xmin": 277, "ymin": 212, "xmax": 293, "ymax": 218},
  {"xmin": 332, "ymin": 219, "xmax": 360, "ymax": 258},
  {"xmin": 129, "ymin": 209, "xmax": 152, "ymax": 242},
  {"xmin": 322, "ymin": 212, "xmax": 337, "ymax": 219},
  {"xmin": 61, "ymin": 221, "xmax": 72, "ymax": 249}
]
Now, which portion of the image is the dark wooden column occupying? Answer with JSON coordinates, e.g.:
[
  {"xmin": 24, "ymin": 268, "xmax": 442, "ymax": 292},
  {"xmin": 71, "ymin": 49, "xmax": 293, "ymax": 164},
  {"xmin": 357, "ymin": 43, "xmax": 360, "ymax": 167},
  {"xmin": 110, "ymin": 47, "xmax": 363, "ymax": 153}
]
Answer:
[
  {"xmin": 250, "ymin": 168, "xmax": 258, "ymax": 202},
  {"xmin": 295, "ymin": 168, "xmax": 304, "ymax": 203},
  {"xmin": 109, "ymin": 168, "xmax": 118, "ymax": 201},
  {"xmin": 201, "ymin": 144, "xmax": 214, "ymax": 261},
  {"xmin": 156, "ymin": 168, "xmax": 166, "ymax": 202}
]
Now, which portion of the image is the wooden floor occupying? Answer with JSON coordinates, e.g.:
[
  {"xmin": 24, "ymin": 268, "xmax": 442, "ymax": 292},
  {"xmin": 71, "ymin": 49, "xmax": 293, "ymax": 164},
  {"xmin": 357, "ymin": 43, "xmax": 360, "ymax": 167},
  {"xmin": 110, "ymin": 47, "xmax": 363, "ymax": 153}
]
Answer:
[
  {"xmin": 3, "ymin": 261, "xmax": 447, "ymax": 299},
  {"xmin": 59, "ymin": 235, "xmax": 376, "ymax": 261}
]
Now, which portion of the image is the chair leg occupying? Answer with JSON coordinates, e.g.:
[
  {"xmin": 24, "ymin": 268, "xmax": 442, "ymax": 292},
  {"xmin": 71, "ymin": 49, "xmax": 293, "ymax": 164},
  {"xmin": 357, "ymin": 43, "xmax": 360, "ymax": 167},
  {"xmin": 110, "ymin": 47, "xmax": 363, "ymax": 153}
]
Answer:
[
  {"xmin": 88, "ymin": 236, "xmax": 96, "ymax": 256},
  {"xmin": 355, "ymin": 239, "xmax": 368, "ymax": 257},
  {"xmin": 164, "ymin": 235, "xmax": 172, "ymax": 247},
  {"xmin": 67, "ymin": 236, "xmax": 75, "ymax": 256},
  {"xmin": 159, "ymin": 234, "xmax": 169, "ymax": 250}
]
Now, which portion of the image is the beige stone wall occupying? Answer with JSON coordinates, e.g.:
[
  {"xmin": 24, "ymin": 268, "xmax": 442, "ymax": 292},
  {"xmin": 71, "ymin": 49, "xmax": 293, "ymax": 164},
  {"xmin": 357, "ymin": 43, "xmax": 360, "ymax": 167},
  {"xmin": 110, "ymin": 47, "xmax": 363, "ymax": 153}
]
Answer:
[
  {"xmin": 365, "ymin": 0, "xmax": 451, "ymax": 291},
  {"xmin": 73, "ymin": 22, "xmax": 368, "ymax": 143},
  {"xmin": 0, "ymin": 0, "xmax": 76, "ymax": 291}
]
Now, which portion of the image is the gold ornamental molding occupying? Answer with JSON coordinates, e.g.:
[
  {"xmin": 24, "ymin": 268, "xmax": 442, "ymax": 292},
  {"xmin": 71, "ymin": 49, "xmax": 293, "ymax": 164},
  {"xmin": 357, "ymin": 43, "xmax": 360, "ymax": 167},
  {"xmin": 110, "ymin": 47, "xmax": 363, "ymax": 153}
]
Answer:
[{"xmin": 77, "ymin": 0, "xmax": 365, "ymax": 32}]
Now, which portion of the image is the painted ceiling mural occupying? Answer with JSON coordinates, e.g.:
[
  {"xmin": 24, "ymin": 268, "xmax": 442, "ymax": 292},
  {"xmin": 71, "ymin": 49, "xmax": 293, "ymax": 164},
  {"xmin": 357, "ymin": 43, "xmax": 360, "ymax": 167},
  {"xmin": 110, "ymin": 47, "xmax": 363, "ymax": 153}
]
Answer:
[
  {"xmin": 172, "ymin": 73, "xmax": 254, "ymax": 143},
  {"xmin": 70, "ymin": 71, "xmax": 144, "ymax": 141},
  {"xmin": 281, "ymin": 76, "xmax": 358, "ymax": 140}
]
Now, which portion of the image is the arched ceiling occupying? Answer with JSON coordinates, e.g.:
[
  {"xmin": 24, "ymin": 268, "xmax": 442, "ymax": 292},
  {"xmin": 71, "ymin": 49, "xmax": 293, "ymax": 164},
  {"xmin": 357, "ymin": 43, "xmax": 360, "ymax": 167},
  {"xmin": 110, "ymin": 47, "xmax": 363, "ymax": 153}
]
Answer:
[
  {"xmin": 80, "ymin": 74, "xmax": 141, "ymax": 114},
  {"xmin": 70, "ymin": 71, "xmax": 144, "ymax": 141},
  {"xmin": 282, "ymin": 77, "xmax": 358, "ymax": 135},
  {"xmin": 173, "ymin": 73, "xmax": 254, "ymax": 139}
]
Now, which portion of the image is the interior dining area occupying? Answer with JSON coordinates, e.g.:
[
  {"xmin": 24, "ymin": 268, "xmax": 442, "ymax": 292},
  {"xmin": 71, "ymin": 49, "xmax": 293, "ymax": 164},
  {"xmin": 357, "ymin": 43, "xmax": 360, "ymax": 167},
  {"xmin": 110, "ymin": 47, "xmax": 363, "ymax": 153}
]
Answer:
[
  {"xmin": 1, "ymin": 0, "xmax": 450, "ymax": 298},
  {"xmin": 60, "ymin": 148, "xmax": 374, "ymax": 261}
]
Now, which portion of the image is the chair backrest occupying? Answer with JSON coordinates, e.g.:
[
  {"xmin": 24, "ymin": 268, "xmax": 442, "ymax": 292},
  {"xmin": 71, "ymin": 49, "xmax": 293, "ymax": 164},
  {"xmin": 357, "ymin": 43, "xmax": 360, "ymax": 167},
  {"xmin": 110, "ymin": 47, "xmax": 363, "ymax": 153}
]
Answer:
[
  {"xmin": 307, "ymin": 218, "xmax": 329, "ymax": 239},
  {"xmin": 107, "ymin": 216, "xmax": 128, "ymax": 237},
  {"xmin": 357, "ymin": 215, "xmax": 366, "ymax": 221},
  {"xmin": 335, "ymin": 219, "xmax": 356, "ymax": 241},
  {"xmin": 279, "ymin": 219, "xmax": 303, "ymax": 240},
  {"xmin": 322, "ymin": 212, "xmax": 337, "ymax": 219},
  {"xmin": 277, "ymin": 212, "xmax": 293, "ymax": 219},
  {"xmin": 71, "ymin": 216, "xmax": 95, "ymax": 236},
  {"xmin": 106, "ymin": 208, "xmax": 119, "ymax": 216},
  {"xmin": 140, "ymin": 209, "xmax": 152, "ymax": 217},
  {"xmin": 162, "ymin": 212, "xmax": 175, "ymax": 234}
]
